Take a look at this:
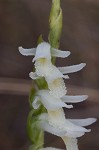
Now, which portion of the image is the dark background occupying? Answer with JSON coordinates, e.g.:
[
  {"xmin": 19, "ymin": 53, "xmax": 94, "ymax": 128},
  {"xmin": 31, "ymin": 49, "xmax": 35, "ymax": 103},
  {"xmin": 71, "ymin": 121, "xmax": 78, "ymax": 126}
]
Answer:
[{"xmin": 0, "ymin": 0, "xmax": 99, "ymax": 150}]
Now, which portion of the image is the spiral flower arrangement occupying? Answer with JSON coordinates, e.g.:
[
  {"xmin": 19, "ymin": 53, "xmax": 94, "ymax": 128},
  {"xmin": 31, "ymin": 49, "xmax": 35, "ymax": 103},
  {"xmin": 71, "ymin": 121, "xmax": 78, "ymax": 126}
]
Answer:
[{"xmin": 19, "ymin": 0, "xmax": 96, "ymax": 150}]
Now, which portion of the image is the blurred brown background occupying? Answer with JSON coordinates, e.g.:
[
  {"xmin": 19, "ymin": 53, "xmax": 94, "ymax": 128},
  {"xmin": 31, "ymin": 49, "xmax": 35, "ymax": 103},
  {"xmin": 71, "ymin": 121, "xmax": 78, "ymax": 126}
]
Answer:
[{"xmin": 0, "ymin": 0, "xmax": 99, "ymax": 150}]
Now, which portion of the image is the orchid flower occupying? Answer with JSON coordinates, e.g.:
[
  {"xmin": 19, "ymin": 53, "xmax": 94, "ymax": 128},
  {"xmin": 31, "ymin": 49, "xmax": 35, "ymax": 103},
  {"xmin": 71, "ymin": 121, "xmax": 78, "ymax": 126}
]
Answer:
[
  {"xmin": 32, "ymin": 90, "xmax": 88, "ymax": 110},
  {"xmin": 19, "ymin": 42, "xmax": 86, "ymax": 98},
  {"xmin": 38, "ymin": 112, "xmax": 96, "ymax": 150},
  {"xmin": 19, "ymin": 42, "xmax": 70, "ymax": 77},
  {"xmin": 32, "ymin": 90, "xmax": 73, "ymax": 110},
  {"xmin": 32, "ymin": 89, "xmax": 95, "ymax": 150}
]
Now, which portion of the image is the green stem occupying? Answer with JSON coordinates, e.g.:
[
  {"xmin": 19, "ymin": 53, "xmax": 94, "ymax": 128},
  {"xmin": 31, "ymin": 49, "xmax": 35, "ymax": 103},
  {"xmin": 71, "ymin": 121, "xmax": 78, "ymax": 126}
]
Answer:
[
  {"xmin": 49, "ymin": 0, "xmax": 62, "ymax": 48},
  {"xmin": 49, "ymin": 0, "xmax": 63, "ymax": 64}
]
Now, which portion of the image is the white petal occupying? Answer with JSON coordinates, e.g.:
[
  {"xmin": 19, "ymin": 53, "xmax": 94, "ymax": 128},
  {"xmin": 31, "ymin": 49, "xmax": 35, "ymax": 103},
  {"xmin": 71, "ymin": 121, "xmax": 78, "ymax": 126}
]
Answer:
[
  {"xmin": 33, "ymin": 42, "xmax": 51, "ymax": 62},
  {"xmin": 51, "ymin": 48, "xmax": 71, "ymax": 58},
  {"xmin": 69, "ymin": 118, "xmax": 97, "ymax": 127},
  {"xmin": 65, "ymin": 130, "xmax": 85, "ymax": 138},
  {"xmin": 64, "ymin": 119, "xmax": 90, "ymax": 133},
  {"xmin": 62, "ymin": 137, "xmax": 78, "ymax": 150},
  {"xmin": 37, "ymin": 90, "xmax": 73, "ymax": 110},
  {"xmin": 18, "ymin": 47, "xmax": 36, "ymax": 56},
  {"xmin": 62, "ymin": 95, "xmax": 88, "ymax": 103},
  {"xmin": 58, "ymin": 63, "xmax": 86, "ymax": 74},
  {"xmin": 32, "ymin": 96, "xmax": 41, "ymax": 109},
  {"xmin": 29, "ymin": 72, "xmax": 40, "ymax": 79}
]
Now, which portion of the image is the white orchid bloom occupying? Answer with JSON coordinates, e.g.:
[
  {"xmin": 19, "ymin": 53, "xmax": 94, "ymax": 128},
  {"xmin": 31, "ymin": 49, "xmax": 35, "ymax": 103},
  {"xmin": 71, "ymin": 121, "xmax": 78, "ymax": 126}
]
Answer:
[
  {"xmin": 32, "ymin": 90, "xmax": 88, "ymax": 110},
  {"xmin": 19, "ymin": 41, "xmax": 96, "ymax": 150},
  {"xmin": 19, "ymin": 42, "xmax": 86, "ymax": 99},
  {"xmin": 32, "ymin": 90, "xmax": 73, "ymax": 110},
  {"xmin": 19, "ymin": 42, "xmax": 69, "ymax": 98},
  {"xmin": 19, "ymin": 42, "xmax": 70, "ymax": 77},
  {"xmin": 38, "ymin": 112, "xmax": 96, "ymax": 150},
  {"xmin": 30, "ymin": 70, "xmax": 67, "ymax": 98},
  {"xmin": 29, "ymin": 62, "xmax": 69, "ymax": 98}
]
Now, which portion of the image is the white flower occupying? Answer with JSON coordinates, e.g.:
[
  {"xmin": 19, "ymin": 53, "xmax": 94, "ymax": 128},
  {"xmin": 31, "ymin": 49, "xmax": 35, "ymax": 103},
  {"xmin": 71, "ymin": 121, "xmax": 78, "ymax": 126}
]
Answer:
[
  {"xmin": 32, "ymin": 90, "xmax": 73, "ymax": 110},
  {"xmin": 38, "ymin": 111, "xmax": 97, "ymax": 150},
  {"xmin": 19, "ymin": 42, "xmax": 70, "ymax": 98},
  {"xmin": 19, "ymin": 42, "xmax": 70, "ymax": 58},
  {"xmin": 32, "ymin": 90, "xmax": 88, "ymax": 110},
  {"xmin": 19, "ymin": 42, "xmax": 86, "ymax": 98}
]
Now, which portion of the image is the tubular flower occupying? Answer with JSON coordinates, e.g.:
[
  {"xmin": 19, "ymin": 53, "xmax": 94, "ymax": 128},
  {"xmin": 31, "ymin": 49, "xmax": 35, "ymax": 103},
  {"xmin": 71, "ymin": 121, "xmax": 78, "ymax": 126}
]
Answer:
[
  {"xmin": 32, "ymin": 90, "xmax": 88, "ymax": 110},
  {"xmin": 19, "ymin": 42, "xmax": 70, "ymax": 98},
  {"xmin": 32, "ymin": 90, "xmax": 73, "ymax": 110},
  {"xmin": 32, "ymin": 88, "xmax": 95, "ymax": 150}
]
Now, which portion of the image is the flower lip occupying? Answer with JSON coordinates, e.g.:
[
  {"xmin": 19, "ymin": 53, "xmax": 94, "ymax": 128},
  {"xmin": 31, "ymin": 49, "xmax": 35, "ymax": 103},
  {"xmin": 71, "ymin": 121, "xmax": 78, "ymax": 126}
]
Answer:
[{"xmin": 33, "ymin": 42, "xmax": 51, "ymax": 62}]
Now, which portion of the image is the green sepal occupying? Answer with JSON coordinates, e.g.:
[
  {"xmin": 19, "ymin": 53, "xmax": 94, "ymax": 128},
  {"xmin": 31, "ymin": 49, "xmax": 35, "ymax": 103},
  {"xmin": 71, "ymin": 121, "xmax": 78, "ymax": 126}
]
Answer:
[
  {"xmin": 27, "ymin": 106, "xmax": 46, "ymax": 147},
  {"xmin": 37, "ymin": 34, "xmax": 44, "ymax": 44},
  {"xmin": 35, "ymin": 78, "xmax": 48, "ymax": 90},
  {"xmin": 29, "ymin": 87, "xmax": 36, "ymax": 109}
]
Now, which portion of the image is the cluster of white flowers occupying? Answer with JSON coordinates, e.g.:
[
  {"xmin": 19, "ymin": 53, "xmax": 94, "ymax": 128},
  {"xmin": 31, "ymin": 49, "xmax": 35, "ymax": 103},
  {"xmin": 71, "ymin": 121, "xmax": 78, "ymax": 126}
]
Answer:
[{"xmin": 19, "ymin": 42, "xmax": 96, "ymax": 150}]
